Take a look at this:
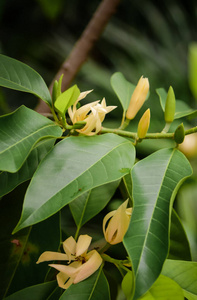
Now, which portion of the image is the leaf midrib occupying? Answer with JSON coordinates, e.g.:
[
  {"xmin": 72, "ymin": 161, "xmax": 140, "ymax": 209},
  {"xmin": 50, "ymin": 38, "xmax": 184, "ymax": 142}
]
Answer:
[
  {"xmin": 134, "ymin": 150, "xmax": 174, "ymax": 278},
  {"xmin": 0, "ymin": 123, "xmax": 58, "ymax": 155}
]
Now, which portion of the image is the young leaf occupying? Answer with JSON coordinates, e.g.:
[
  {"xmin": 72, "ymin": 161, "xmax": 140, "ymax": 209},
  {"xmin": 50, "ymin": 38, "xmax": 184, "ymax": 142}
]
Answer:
[
  {"xmin": 4, "ymin": 281, "xmax": 57, "ymax": 300},
  {"xmin": 60, "ymin": 268, "xmax": 110, "ymax": 300},
  {"xmin": 139, "ymin": 275, "xmax": 184, "ymax": 300},
  {"xmin": 0, "ymin": 139, "xmax": 55, "ymax": 197},
  {"xmin": 54, "ymin": 84, "xmax": 80, "ymax": 115},
  {"xmin": 69, "ymin": 180, "xmax": 120, "ymax": 229},
  {"xmin": 0, "ymin": 106, "xmax": 62, "ymax": 172},
  {"xmin": 156, "ymin": 88, "xmax": 197, "ymax": 119},
  {"xmin": 13, "ymin": 133, "xmax": 135, "ymax": 232},
  {"xmin": 0, "ymin": 54, "xmax": 52, "ymax": 106},
  {"xmin": 123, "ymin": 148, "xmax": 192, "ymax": 300},
  {"xmin": 168, "ymin": 209, "xmax": 192, "ymax": 261},
  {"xmin": 162, "ymin": 260, "xmax": 197, "ymax": 298},
  {"xmin": 111, "ymin": 72, "xmax": 135, "ymax": 112}
]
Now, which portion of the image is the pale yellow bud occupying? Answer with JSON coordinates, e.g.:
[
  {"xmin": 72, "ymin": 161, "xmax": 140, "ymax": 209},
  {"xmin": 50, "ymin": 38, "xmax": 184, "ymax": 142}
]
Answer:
[
  {"xmin": 126, "ymin": 76, "xmax": 149, "ymax": 120},
  {"xmin": 103, "ymin": 200, "xmax": 132, "ymax": 245},
  {"xmin": 178, "ymin": 133, "xmax": 197, "ymax": 158},
  {"xmin": 137, "ymin": 108, "xmax": 151, "ymax": 139}
]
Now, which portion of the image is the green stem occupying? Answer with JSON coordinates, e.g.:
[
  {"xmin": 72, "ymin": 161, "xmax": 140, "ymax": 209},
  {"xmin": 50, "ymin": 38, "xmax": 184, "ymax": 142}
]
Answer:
[
  {"xmin": 185, "ymin": 126, "xmax": 197, "ymax": 135},
  {"xmin": 101, "ymin": 127, "xmax": 174, "ymax": 140},
  {"xmin": 99, "ymin": 242, "xmax": 111, "ymax": 254}
]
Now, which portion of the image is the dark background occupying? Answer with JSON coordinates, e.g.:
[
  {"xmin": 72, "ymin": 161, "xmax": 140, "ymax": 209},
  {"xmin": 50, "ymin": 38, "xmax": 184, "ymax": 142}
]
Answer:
[{"xmin": 1, "ymin": 0, "xmax": 197, "ymax": 114}]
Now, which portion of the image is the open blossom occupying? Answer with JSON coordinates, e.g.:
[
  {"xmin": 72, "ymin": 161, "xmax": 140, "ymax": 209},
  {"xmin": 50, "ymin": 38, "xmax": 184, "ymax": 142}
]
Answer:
[
  {"xmin": 68, "ymin": 90, "xmax": 116, "ymax": 136},
  {"xmin": 36, "ymin": 235, "xmax": 102, "ymax": 289},
  {"xmin": 103, "ymin": 200, "xmax": 132, "ymax": 245},
  {"xmin": 126, "ymin": 76, "xmax": 149, "ymax": 120}
]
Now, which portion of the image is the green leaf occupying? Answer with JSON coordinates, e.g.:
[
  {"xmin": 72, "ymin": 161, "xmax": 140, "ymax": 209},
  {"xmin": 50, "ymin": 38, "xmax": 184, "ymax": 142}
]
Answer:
[
  {"xmin": 139, "ymin": 275, "xmax": 184, "ymax": 300},
  {"xmin": 156, "ymin": 88, "xmax": 197, "ymax": 119},
  {"xmin": 60, "ymin": 268, "xmax": 110, "ymax": 300},
  {"xmin": 183, "ymin": 290, "xmax": 197, "ymax": 300},
  {"xmin": 4, "ymin": 281, "xmax": 57, "ymax": 300},
  {"xmin": 123, "ymin": 148, "xmax": 192, "ymax": 300},
  {"xmin": 111, "ymin": 72, "xmax": 135, "ymax": 112},
  {"xmin": 70, "ymin": 181, "xmax": 120, "ymax": 229},
  {"xmin": 0, "ymin": 139, "xmax": 55, "ymax": 197},
  {"xmin": 162, "ymin": 259, "xmax": 197, "ymax": 297},
  {"xmin": 168, "ymin": 209, "xmax": 192, "ymax": 261},
  {"xmin": 0, "ymin": 54, "xmax": 52, "ymax": 106},
  {"xmin": 13, "ymin": 133, "xmax": 135, "ymax": 232},
  {"xmin": 0, "ymin": 106, "xmax": 62, "ymax": 172},
  {"xmin": 54, "ymin": 84, "xmax": 80, "ymax": 115}
]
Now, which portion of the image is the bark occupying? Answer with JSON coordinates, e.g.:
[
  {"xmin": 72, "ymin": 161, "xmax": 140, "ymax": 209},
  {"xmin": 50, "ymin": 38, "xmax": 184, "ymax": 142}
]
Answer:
[{"xmin": 36, "ymin": 0, "xmax": 121, "ymax": 113}]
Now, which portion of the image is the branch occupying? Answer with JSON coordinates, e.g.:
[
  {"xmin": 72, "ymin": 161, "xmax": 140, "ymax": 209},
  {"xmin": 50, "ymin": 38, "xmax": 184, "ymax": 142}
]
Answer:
[{"xmin": 36, "ymin": 0, "xmax": 122, "ymax": 113}]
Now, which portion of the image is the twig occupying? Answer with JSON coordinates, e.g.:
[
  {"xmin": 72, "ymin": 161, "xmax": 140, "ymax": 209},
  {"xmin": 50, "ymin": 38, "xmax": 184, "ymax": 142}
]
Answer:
[{"xmin": 36, "ymin": 0, "xmax": 122, "ymax": 113}]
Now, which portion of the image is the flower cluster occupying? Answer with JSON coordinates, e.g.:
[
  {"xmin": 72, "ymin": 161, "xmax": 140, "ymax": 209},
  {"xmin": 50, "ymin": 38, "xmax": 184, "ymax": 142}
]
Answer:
[
  {"xmin": 68, "ymin": 91, "xmax": 116, "ymax": 136},
  {"xmin": 37, "ymin": 200, "xmax": 132, "ymax": 290}
]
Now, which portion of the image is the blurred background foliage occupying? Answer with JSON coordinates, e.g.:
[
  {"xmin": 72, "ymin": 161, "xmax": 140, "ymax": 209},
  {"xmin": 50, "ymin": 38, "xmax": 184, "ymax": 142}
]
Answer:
[{"xmin": 0, "ymin": 0, "xmax": 196, "ymax": 259}]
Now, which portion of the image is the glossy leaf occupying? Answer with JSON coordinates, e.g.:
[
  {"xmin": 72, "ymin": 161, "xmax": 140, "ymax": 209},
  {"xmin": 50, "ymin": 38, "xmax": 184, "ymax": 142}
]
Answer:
[
  {"xmin": 54, "ymin": 84, "xmax": 80, "ymax": 115},
  {"xmin": 13, "ymin": 133, "xmax": 135, "ymax": 232},
  {"xmin": 0, "ymin": 139, "xmax": 55, "ymax": 197},
  {"xmin": 168, "ymin": 209, "xmax": 192, "ymax": 261},
  {"xmin": 162, "ymin": 259, "xmax": 197, "ymax": 297},
  {"xmin": 123, "ymin": 148, "xmax": 192, "ymax": 300},
  {"xmin": 0, "ymin": 105, "xmax": 62, "ymax": 172},
  {"xmin": 111, "ymin": 72, "xmax": 135, "ymax": 112},
  {"xmin": 4, "ymin": 281, "xmax": 57, "ymax": 300},
  {"xmin": 156, "ymin": 88, "xmax": 197, "ymax": 119},
  {"xmin": 60, "ymin": 268, "xmax": 110, "ymax": 300},
  {"xmin": 183, "ymin": 291, "xmax": 197, "ymax": 300},
  {"xmin": 0, "ymin": 54, "xmax": 52, "ymax": 106},
  {"xmin": 139, "ymin": 275, "xmax": 184, "ymax": 300},
  {"xmin": 69, "ymin": 181, "xmax": 120, "ymax": 229}
]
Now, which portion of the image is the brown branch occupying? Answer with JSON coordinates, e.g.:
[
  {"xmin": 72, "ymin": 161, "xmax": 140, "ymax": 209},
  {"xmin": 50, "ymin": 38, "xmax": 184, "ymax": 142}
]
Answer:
[{"xmin": 36, "ymin": 0, "xmax": 121, "ymax": 113}]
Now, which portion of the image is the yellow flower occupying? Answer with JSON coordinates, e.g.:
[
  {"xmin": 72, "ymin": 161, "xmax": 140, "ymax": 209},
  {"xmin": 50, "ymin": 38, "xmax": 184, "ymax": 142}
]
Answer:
[
  {"xmin": 137, "ymin": 108, "xmax": 151, "ymax": 139},
  {"xmin": 103, "ymin": 200, "xmax": 132, "ymax": 245},
  {"xmin": 36, "ymin": 235, "xmax": 102, "ymax": 289},
  {"xmin": 68, "ymin": 91, "xmax": 116, "ymax": 136},
  {"xmin": 126, "ymin": 76, "xmax": 149, "ymax": 120}
]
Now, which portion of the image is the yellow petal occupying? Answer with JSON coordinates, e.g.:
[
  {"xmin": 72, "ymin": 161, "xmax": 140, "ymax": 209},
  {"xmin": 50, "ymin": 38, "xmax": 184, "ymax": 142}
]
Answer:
[
  {"xmin": 76, "ymin": 234, "xmax": 92, "ymax": 257},
  {"xmin": 77, "ymin": 90, "xmax": 93, "ymax": 101},
  {"xmin": 36, "ymin": 251, "xmax": 69, "ymax": 264},
  {"xmin": 126, "ymin": 76, "xmax": 149, "ymax": 120},
  {"xmin": 49, "ymin": 261, "xmax": 82, "ymax": 278},
  {"xmin": 73, "ymin": 100, "xmax": 100, "ymax": 122},
  {"xmin": 73, "ymin": 250, "xmax": 102, "ymax": 284},
  {"xmin": 56, "ymin": 272, "xmax": 72, "ymax": 289},
  {"xmin": 103, "ymin": 200, "xmax": 131, "ymax": 245},
  {"xmin": 63, "ymin": 236, "xmax": 76, "ymax": 262}
]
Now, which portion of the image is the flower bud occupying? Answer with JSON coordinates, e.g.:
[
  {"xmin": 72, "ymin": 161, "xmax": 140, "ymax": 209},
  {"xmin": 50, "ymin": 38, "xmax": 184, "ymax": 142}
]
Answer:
[
  {"xmin": 174, "ymin": 123, "xmax": 185, "ymax": 144},
  {"xmin": 52, "ymin": 74, "xmax": 63, "ymax": 103},
  {"xmin": 103, "ymin": 200, "xmax": 132, "ymax": 245},
  {"xmin": 137, "ymin": 108, "xmax": 150, "ymax": 139},
  {"xmin": 179, "ymin": 133, "xmax": 197, "ymax": 158},
  {"xmin": 126, "ymin": 76, "xmax": 149, "ymax": 120},
  {"xmin": 164, "ymin": 86, "xmax": 176, "ymax": 123}
]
